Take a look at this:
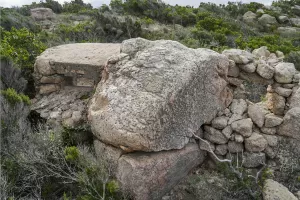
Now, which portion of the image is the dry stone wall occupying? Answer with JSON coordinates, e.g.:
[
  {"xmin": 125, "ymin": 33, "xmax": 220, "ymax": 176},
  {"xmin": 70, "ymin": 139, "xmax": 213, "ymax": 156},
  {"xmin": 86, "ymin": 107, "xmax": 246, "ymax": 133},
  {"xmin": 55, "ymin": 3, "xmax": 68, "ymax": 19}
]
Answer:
[{"xmin": 199, "ymin": 46, "xmax": 300, "ymax": 168}]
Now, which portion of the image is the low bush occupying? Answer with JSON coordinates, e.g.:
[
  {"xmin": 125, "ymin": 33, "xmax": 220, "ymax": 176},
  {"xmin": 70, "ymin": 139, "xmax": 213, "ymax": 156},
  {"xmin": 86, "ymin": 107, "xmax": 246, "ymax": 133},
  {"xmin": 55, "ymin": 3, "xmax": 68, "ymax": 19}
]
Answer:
[{"xmin": 1, "ymin": 88, "xmax": 30, "ymax": 106}]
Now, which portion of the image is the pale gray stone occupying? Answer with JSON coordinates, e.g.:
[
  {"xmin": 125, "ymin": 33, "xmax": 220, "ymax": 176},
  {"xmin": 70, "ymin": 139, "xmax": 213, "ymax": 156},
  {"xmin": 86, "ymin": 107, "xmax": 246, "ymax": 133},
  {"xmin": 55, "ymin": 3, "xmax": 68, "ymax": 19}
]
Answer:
[
  {"xmin": 228, "ymin": 141, "xmax": 244, "ymax": 153},
  {"xmin": 222, "ymin": 126, "xmax": 233, "ymax": 139},
  {"xmin": 231, "ymin": 118, "xmax": 253, "ymax": 137},
  {"xmin": 258, "ymin": 14, "xmax": 278, "ymax": 26},
  {"xmin": 248, "ymin": 104, "xmax": 265, "ymax": 128},
  {"xmin": 230, "ymin": 99, "xmax": 248, "ymax": 115},
  {"xmin": 199, "ymin": 140, "xmax": 215, "ymax": 152},
  {"xmin": 243, "ymin": 152, "xmax": 266, "ymax": 168},
  {"xmin": 290, "ymin": 88, "xmax": 300, "ymax": 109},
  {"xmin": 222, "ymin": 49, "xmax": 253, "ymax": 64},
  {"xmin": 228, "ymin": 60, "xmax": 240, "ymax": 77},
  {"xmin": 261, "ymin": 127, "xmax": 277, "ymax": 135},
  {"xmin": 239, "ymin": 63, "xmax": 256, "ymax": 73},
  {"xmin": 204, "ymin": 126, "xmax": 228, "ymax": 145},
  {"xmin": 277, "ymin": 107, "xmax": 300, "ymax": 140},
  {"xmin": 256, "ymin": 62, "xmax": 274, "ymax": 79},
  {"xmin": 275, "ymin": 87, "xmax": 293, "ymax": 97},
  {"xmin": 30, "ymin": 8, "xmax": 54, "ymax": 21},
  {"xmin": 252, "ymin": 46, "xmax": 270, "ymax": 58},
  {"xmin": 265, "ymin": 113, "xmax": 283, "ymax": 127},
  {"xmin": 235, "ymin": 134, "xmax": 244, "ymax": 143},
  {"xmin": 274, "ymin": 62, "xmax": 296, "ymax": 83},
  {"xmin": 215, "ymin": 144, "xmax": 228, "ymax": 155},
  {"xmin": 263, "ymin": 179, "xmax": 298, "ymax": 200},
  {"xmin": 245, "ymin": 133, "xmax": 268, "ymax": 152},
  {"xmin": 263, "ymin": 134, "xmax": 278, "ymax": 147},
  {"xmin": 211, "ymin": 116, "xmax": 228, "ymax": 129},
  {"xmin": 243, "ymin": 11, "xmax": 257, "ymax": 25}
]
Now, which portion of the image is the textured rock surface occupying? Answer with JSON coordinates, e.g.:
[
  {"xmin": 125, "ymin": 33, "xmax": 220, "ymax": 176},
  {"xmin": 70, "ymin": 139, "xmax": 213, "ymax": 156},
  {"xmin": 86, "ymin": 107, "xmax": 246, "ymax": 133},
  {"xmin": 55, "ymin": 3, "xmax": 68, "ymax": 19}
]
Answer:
[
  {"xmin": 204, "ymin": 126, "xmax": 228, "ymax": 145},
  {"xmin": 263, "ymin": 179, "xmax": 297, "ymax": 200},
  {"xmin": 274, "ymin": 62, "xmax": 296, "ymax": 83},
  {"xmin": 231, "ymin": 118, "xmax": 253, "ymax": 137},
  {"xmin": 248, "ymin": 104, "xmax": 265, "ymax": 128},
  {"xmin": 258, "ymin": 14, "xmax": 278, "ymax": 26},
  {"xmin": 277, "ymin": 107, "xmax": 300, "ymax": 139},
  {"xmin": 89, "ymin": 38, "xmax": 231, "ymax": 152},
  {"xmin": 116, "ymin": 143, "xmax": 205, "ymax": 200},
  {"xmin": 245, "ymin": 133, "xmax": 268, "ymax": 152},
  {"xmin": 264, "ymin": 113, "xmax": 283, "ymax": 127},
  {"xmin": 222, "ymin": 49, "xmax": 253, "ymax": 64},
  {"xmin": 242, "ymin": 152, "xmax": 266, "ymax": 168},
  {"xmin": 30, "ymin": 8, "xmax": 54, "ymax": 21}
]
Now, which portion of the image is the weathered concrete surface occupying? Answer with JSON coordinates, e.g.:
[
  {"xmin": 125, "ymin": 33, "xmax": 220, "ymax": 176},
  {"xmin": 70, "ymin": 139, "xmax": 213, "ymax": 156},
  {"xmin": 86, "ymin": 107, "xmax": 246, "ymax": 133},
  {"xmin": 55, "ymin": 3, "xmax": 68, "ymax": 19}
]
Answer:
[
  {"xmin": 116, "ymin": 143, "xmax": 205, "ymax": 200},
  {"xmin": 89, "ymin": 38, "xmax": 232, "ymax": 152},
  {"xmin": 34, "ymin": 43, "xmax": 121, "ymax": 94}
]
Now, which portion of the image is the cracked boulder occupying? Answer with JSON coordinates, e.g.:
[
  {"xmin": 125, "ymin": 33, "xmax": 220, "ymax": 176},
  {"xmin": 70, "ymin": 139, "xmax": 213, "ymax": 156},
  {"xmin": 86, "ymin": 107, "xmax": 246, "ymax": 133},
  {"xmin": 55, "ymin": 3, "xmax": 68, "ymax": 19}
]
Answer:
[
  {"xmin": 116, "ymin": 143, "xmax": 205, "ymax": 200},
  {"xmin": 89, "ymin": 38, "xmax": 232, "ymax": 152}
]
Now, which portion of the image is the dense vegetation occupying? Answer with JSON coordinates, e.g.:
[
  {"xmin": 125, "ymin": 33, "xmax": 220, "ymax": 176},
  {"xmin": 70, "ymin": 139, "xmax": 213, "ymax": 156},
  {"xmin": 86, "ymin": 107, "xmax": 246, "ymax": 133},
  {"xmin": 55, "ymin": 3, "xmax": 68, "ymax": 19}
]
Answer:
[{"xmin": 1, "ymin": 0, "xmax": 300, "ymax": 199}]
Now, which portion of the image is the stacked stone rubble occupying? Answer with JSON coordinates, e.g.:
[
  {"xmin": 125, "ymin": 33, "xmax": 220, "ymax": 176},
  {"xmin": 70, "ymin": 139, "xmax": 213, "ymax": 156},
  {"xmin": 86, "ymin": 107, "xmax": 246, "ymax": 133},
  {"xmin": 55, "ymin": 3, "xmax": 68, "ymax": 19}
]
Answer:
[{"xmin": 200, "ymin": 46, "xmax": 300, "ymax": 168}]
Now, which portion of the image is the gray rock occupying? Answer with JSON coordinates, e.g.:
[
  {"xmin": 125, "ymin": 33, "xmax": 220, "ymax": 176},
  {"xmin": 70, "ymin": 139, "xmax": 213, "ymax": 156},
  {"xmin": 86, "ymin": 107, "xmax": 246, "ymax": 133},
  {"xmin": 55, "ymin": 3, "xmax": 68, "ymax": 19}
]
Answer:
[
  {"xmin": 231, "ymin": 118, "xmax": 253, "ymax": 137},
  {"xmin": 228, "ymin": 141, "xmax": 244, "ymax": 153},
  {"xmin": 243, "ymin": 152, "xmax": 266, "ymax": 168},
  {"xmin": 116, "ymin": 143, "xmax": 205, "ymax": 200},
  {"xmin": 278, "ymin": 15, "xmax": 289, "ymax": 23},
  {"xmin": 256, "ymin": 62, "xmax": 274, "ymax": 79},
  {"xmin": 204, "ymin": 126, "xmax": 228, "ymax": 145},
  {"xmin": 277, "ymin": 107, "xmax": 300, "ymax": 139},
  {"xmin": 294, "ymin": 73, "xmax": 300, "ymax": 83},
  {"xmin": 215, "ymin": 144, "xmax": 228, "ymax": 155},
  {"xmin": 211, "ymin": 116, "xmax": 228, "ymax": 129},
  {"xmin": 265, "ymin": 113, "xmax": 283, "ymax": 127},
  {"xmin": 266, "ymin": 92, "xmax": 286, "ymax": 115},
  {"xmin": 94, "ymin": 139, "xmax": 123, "ymax": 174},
  {"xmin": 228, "ymin": 113, "xmax": 244, "ymax": 124},
  {"xmin": 39, "ymin": 84, "xmax": 60, "ymax": 94},
  {"xmin": 230, "ymin": 99, "xmax": 248, "ymax": 115},
  {"xmin": 290, "ymin": 88, "xmax": 300, "ymax": 109},
  {"xmin": 274, "ymin": 62, "xmax": 296, "ymax": 83},
  {"xmin": 252, "ymin": 46, "xmax": 270, "ymax": 58},
  {"xmin": 275, "ymin": 87, "xmax": 293, "ymax": 97},
  {"xmin": 277, "ymin": 27, "xmax": 300, "ymax": 38},
  {"xmin": 228, "ymin": 60, "xmax": 240, "ymax": 77},
  {"xmin": 292, "ymin": 5, "xmax": 300, "ymax": 16},
  {"xmin": 235, "ymin": 134, "xmax": 244, "ymax": 143},
  {"xmin": 263, "ymin": 179, "xmax": 298, "ymax": 200},
  {"xmin": 239, "ymin": 63, "xmax": 256, "ymax": 73},
  {"xmin": 261, "ymin": 127, "xmax": 277, "ymax": 135},
  {"xmin": 199, "ymin": 140, "xmax": 215, "ymax": 152},
  {"xmin": 276, "ymin": 51, "xmax": 284, "ymax": 59},
  {"xmin": 89, "ymin": 38, "xmax": 231, "ymax": 151},
  {"xmin": 245, "ymin": 133, "xmax": 268, "ymax": 152},
  {"xmin": 243, "ymin": 11, "xmax": 257, "ymax": 25},
  {"xmin": 248, "ymin": 104, "xmax": 265, "ymax": 128},
  {"xmin": 264, "ymin": 146, "xmax": 276, "ymax": 159},
  {"xmin": 222, "ymin": 126, "xmax": 233, "ymax": 139},
  {"xmin": 222, "ymin": 49, "xmax": 253, "ymax": 64},
  {"xmin": 263, "ymin": 134, "xmax": 278, "ymax": 147},
  {"xmin": 291, "ymin": 18, "xmax": 300, "ymax": 27},
  {"xmin": 30, "ymin": 8, "xmax": 54, "ymax": 21},
  {"xmin": 258, "ymin": 14, "xmax": 278, "ymax": 26}
]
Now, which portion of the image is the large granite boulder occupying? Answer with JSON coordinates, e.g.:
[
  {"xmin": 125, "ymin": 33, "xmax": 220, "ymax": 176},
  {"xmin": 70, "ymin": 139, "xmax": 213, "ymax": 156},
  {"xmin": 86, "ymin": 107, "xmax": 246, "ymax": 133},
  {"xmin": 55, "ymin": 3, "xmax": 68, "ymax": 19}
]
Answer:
[
  {"xmin": 277, "ymin": 27, "xmax": 300, "ymax": 37},
  {"xmin": 243, "ymin": 11, "xmax": 257, "ymax": 25},
  {"xmin": 30, "ymin": 8, "xmax": 54, "ymax": 21},
  {"xmin": 89, "ymin": 38, "xmax": 232, "ymax": 152},
  {"xmin": 263, "ymin": 179, "xmax": 297, "ymax": 200},
  {"xmin": 258, "ymin": 14, "xmax": 278, "ymax": 26},
  {"xmin": 117, "ymin": 143, "xmax": 205, "ymax": 200}
]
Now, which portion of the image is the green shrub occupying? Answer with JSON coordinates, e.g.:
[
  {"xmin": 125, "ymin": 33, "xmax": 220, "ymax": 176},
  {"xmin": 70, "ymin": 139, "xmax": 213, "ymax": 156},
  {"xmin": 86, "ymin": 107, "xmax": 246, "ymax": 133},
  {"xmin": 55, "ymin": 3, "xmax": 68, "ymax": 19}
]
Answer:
[
  {"xmin": 64, "ymin": 146, "xmax": 79, "ymax": 162},
  {"xmin": 1, "ymin": 88, "xmax": 30, "ymax": 106},
  {"xmin": 0, "ymin": 27, "xmax": 46, "ymax": 69},
  {"xmin": 236, "ymin": 35, "xmax": 300, "ymax": 54}
]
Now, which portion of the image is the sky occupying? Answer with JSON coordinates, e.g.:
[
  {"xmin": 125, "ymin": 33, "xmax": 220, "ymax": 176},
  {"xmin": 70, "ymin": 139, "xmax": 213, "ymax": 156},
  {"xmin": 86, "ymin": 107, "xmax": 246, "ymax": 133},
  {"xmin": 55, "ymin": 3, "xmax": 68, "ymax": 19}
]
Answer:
[{"xmin": 0, "ymin": 0, "xmax": 273, "ymax": 9}]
